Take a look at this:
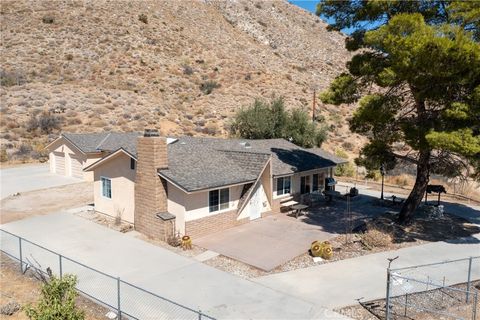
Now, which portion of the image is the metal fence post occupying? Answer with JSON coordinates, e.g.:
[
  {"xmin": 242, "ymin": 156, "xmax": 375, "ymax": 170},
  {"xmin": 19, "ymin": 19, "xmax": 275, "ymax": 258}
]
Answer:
[
  {"xmin": 467, "ymin": 257, "xmax": 473, "ymax": 303},
  {"xmin": 198, "ymin": 310, "xmax": 202, "ymax": 320},
  {"xmin": 472, "ymin": 292, "xmax": 478, "ymax": 320},
  {"xmin": 59, "ymin": 254, "xmax": 63, "ymax": 278},
  {"xmin": 385, "ymin": 269, "xmax": 392, "ymax": 320},
  {"xmin": 18, "ymin": 237, "xmax": 23, "ymax": 272},
  {"xmin": 117, "ymin": 277, "xmax": 121, "ymax": 319}
]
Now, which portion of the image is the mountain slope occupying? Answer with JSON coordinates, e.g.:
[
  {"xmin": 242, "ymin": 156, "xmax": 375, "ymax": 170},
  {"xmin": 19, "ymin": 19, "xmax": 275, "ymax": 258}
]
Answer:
[{"xmin": 0, "ymin": 0, "xmax": 360, "ymax": 156}]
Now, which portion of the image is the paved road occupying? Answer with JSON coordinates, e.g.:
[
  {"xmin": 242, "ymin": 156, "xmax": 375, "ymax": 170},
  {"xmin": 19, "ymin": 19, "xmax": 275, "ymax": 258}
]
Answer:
[
  {"xmin": 0, "ymin": 212, "xmax": 350, "ymax": 319},
  {"xmin": 0, "ymin": 164, "xmax": 80, "ymax": 199}
]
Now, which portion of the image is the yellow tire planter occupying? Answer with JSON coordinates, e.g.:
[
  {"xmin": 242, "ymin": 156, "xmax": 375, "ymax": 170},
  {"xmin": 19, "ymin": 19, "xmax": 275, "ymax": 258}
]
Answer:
[{"xmin": 310, "ymin": 240, "xmax": 333, "ymax": 260}]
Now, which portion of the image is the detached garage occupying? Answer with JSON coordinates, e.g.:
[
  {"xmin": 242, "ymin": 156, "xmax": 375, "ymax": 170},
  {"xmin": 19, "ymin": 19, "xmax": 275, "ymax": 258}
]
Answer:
[{"xmin": 46, "ymin": 132, "xmax": 142, "ymax": 181}]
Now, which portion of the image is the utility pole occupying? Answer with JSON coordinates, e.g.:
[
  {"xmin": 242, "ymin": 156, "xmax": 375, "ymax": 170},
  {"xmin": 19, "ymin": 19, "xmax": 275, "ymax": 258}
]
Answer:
[{"xmin": 312, "ymin": 89, "xmax": 316, "ymax": 122}]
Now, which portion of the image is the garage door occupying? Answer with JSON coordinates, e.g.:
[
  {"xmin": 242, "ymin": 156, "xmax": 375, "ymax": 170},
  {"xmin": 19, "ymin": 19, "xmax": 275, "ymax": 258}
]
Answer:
[
  {"xmin": 53, "ymin": 152, "xmax": 65, "ymax": 175},
  {"xmin": 70, "ymin": 156, "xmax": 83, "ymax": 179}
]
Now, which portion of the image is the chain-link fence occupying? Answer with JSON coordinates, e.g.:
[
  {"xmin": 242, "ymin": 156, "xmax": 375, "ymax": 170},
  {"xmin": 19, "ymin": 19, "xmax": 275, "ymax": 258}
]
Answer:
[
  {"xmin": 0, "ymin": 229, "xmax": 215, "ymax": 320},
  {"xmin": 386, "ymin": 257, "xmax": 480, "ymax": 320}
]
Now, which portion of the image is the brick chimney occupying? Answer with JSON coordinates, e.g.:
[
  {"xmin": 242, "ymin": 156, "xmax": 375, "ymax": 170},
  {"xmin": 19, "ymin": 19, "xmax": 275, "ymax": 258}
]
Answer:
[{"xmin": 134, "ymin": 129, "xmax": 170, "ymax": 239}]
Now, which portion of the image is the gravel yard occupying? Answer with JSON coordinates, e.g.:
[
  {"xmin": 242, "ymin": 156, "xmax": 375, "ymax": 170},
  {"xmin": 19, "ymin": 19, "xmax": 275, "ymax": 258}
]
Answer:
[{"xmin": 337, "ymin": 281, "xmax": 480, "ymax": 320}]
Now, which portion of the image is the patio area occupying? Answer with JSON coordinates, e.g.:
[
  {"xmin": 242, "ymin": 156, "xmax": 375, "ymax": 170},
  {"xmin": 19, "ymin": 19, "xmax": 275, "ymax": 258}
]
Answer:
[{"xmin": 195, "ymin": 194, "xmax": 388, "ymax": 271}]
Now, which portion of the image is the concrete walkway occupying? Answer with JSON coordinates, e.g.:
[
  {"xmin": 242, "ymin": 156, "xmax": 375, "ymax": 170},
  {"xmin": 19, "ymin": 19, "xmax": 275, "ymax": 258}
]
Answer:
[
  {"xmin": 0, "ymin": 164, "xmax": 81, "ymax": 199},
  {"xmin": 255, "ymin": 201, "xmax": 480, "ymax": 308},
  {"xmin": 0, "ymin": 212, "xmax": 350, "ymax": 319}
]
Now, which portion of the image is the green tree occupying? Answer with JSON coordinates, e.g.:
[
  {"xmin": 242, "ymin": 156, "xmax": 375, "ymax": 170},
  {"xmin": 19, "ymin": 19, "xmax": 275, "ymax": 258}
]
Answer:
[
  {"xmin": 230, "ymin": 97, "xmax": 327, "ymax": 148},
  {"xmin": 318, "ymin": 1, "xmax": 480, "ymax": 223},
  {"xmin": 25, "ymin": 273, "xmax": 84, "ymax": 320},
  {"xmin": 334, "ymin": 149, "xmax": 355, "ymax": 177}
]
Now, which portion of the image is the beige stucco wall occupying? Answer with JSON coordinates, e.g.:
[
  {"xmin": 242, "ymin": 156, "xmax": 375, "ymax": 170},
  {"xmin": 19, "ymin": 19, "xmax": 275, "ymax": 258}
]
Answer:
[
  {"xmin": 48, "ymin": 137, "xmax": 102, "ymax": 181},
  {"xmin": 183, "ymin": 184, "xmax": 243, "ymax": 222},
  {"xmin": 167, "ymin": 182, "xmax": 186, "ymax": 235},
  {"xmin": 238, "ymin": 162, "xmax": 272, "ymax": 220},
  {"xmin": 93, "ymin": 152, "xmax": 136, "ymax": 224},
  {"xmin": 84, "ymin": 154, "xmax": 103, "ymax": 181},
  {"xmin": 273, "ymin": 168, "xmax": 333, "ymax": 199}
]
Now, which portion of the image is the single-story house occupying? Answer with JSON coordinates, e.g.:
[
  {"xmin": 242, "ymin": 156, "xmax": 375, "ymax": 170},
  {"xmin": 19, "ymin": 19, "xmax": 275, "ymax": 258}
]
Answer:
[
  {"xmin": 46, "ymin": 132, "xmax": 141, "ymax": 181},
  {"xmin": 81, "ymin": 129, "xmax": 346, "ymax": 240}
]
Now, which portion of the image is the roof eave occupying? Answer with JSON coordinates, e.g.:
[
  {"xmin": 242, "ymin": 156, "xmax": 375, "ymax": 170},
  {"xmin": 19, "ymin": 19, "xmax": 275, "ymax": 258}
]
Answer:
[
  {"xmin": 83, "ymin": 148, "xmax": 137, "ymax": 172},
  {"xmin": 157, "ymin": 171, "xmax": 257, "ymax": 194}
]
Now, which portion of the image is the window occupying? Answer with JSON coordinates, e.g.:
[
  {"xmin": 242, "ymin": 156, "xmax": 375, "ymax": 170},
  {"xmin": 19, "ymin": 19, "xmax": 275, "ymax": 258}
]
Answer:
[
  {"xmin": 209, "ymin": 188, "xmax": 229, "ymax": 212},
  {"xmin": 101, "ymin": 177, "xmax": 112, "ymax": 199},
  {"xmin": 312, "ymin": 174, "xmax": 319, "ymax": 192},
  {"xmin": 130, "ymin": 158, "xmax": 136, "ymax": 170},
  {"xmin": 276, "ymin": 176, "xmax": 291, "ymax": 196},
  {"xmin": 300, "ymin": 176, "xmax": 310, "ymax": 194}
]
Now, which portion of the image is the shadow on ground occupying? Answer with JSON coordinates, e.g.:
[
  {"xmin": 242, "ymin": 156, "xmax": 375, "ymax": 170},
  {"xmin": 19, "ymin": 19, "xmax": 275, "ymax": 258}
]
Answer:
[{"xmin": 299, "ymin": 194, "xmax": 480, "ymax": 245}]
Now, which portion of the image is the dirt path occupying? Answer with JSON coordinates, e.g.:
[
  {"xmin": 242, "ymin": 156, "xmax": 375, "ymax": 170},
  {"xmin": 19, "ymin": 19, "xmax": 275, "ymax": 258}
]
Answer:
[{"xmin": 0, "ymin": 182, "xmax": 93, "ymax": 224}]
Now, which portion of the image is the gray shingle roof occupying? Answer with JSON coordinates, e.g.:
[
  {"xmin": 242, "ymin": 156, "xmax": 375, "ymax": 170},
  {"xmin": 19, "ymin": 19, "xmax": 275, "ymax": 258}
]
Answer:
[
  {"xmin": 62, "ymin": 132, "xmax": 141, "ymax": 155},
  {"xmin": 159, "ymin": 144, "xmax": 270, "ymax": 192},
  {"xmin": 67, "ymin": 133, "xmax": 344, "ymax": 192},
  {"xmin": 158, "ymin": 136, "xmax": 345, "ymax": 192}
]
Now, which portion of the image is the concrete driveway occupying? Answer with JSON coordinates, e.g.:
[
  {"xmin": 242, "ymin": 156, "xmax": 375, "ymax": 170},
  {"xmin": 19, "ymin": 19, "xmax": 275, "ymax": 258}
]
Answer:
[
  {"xmin": 196, "ymin": 214, "xmax": 335, "ymax": 271},
  {"xmin": 0, "ymin": 164, "xmax": 81, "ymax": 199},
  {"xmin": 0, "ymin": 212, "xmax": 350, "ymax": 319},
  {"xmin": 196, "ymin": 195, "xmax": 388, "ymax": 271}
]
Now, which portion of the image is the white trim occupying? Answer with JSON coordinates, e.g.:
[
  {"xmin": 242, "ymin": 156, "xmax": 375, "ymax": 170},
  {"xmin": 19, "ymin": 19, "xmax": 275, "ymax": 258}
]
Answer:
[
  {"xmin": 45, "ymin": 135, "xmax": 87, "ymax": 156},
  {"xmin": 237, "ymin": 156, "xmax": 272, "ymax": 214},
  {"xmin": 157, "ymin": 172, "xmax": 256, "ymax": 195},
  {"xmin": 84, "ymin": 148, "xmax": 136, "ymax": 172},
  {"xmin": 208, "ymin": 187, "xmax": 231, "ymax": 214},
  {"xmin": 273, "ymin": 176, "xmax": 292, "ymax": 199},
  {"xmin": 100, "ymin": 176, "xmax": 112, "ymax": 199},
  {"xmin": 274, "ymin": 167, "xmax": 334, "ymax": 178}
]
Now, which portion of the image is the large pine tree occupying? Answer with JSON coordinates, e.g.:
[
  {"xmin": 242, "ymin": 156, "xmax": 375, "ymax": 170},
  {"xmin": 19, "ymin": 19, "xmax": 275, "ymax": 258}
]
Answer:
[{"xmin": 317, "ymin": 1, "xmax": 480, "ymax": 223}]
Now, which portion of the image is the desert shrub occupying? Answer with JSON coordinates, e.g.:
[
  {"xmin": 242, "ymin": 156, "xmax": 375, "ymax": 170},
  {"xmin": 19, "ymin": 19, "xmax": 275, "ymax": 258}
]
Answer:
[
  {"xmin": 366, "ymin": 169, "xmax": 381, "ymax": 181},
  {"xmin": 0, "ymin": 148, "xmax": 8, "ymax": 162},
  {"xmin": 32, "ymin": 142, "xmax": 47, "ymax": 157},
  {"xmin": 65, "ymin": 53, "xmax": 73, "ymax": 61},
  {"xmin": 0, "ymin": 69, "xmax": 27, "ymax": 87},
  {"xmin": 182, "ymin": 65, "xmax": 193, "ymax": 75},
  {"xmin": 6, "ymin": 120, "xmax": 19, "ymax": 129},
  {"xmin": 14, "ymin": 143, "xmax": 32, "ymax": 159},
  {"xmin": 205, "ymin": 122, "xmax": 219, "ymax": 135},
  {"xmin": 26, "ymin": 114, "xmax": 39, "ymax": 132},
  {"xmin": 91, "ymin": 120, "xmax": 107, "ymax": 127},
  {"xmin": 342, "ymin": 141, "xmax": 354, "ymax": 151},
  {"xmin": 38, "ymin": 112, "xmax": 61, "ymax": 134},
  {"xmin": 93, "ymin": 106, "xmax": 108, "ymax": 114},
  {"xmin": 138, "ymin": 13, "xmax": 148, "ymax": 24},
  {"xmin": 258, "ymin": 19, "xmax": 267, "ymax": 27},
  {"xmin": 361, "ymin": 227, "xmax": 392, "ymax": 248},
  {"xmin": 42, "ymin": 14, "xmax": 55, "ymax": 24},
  {"xmin": 334, "ymin": 149, "xmax": 355, "ymax": 177},
  {"xmin": 24, "ymin": 272, "xmax": 84, "ymax": 320},
  {"xmin": 200, "ymin": 81, "xmax": 220, "ymax": 95},
  {"xmin": 391, "ymin": 175, "xmax": 410, "ymax": 187}
]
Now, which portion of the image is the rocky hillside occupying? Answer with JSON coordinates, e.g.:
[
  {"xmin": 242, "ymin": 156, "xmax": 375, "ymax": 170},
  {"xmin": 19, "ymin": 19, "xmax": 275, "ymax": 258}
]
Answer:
[{"xmin": 0, "ymin": 0, "xmax": 361, "ymax": 160}]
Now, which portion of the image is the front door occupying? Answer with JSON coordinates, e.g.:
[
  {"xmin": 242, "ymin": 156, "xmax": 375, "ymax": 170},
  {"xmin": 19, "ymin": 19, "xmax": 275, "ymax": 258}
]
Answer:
[{"xmin": 249, "ymin": 184, "xmax": 262, "ymax": 220}]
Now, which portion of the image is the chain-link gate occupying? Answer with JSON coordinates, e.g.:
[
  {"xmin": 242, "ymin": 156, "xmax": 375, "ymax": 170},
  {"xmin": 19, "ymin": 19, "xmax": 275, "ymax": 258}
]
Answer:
[{"xmin": 386, "ymin": 257, "xmax": 480, "ymax": 320}]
